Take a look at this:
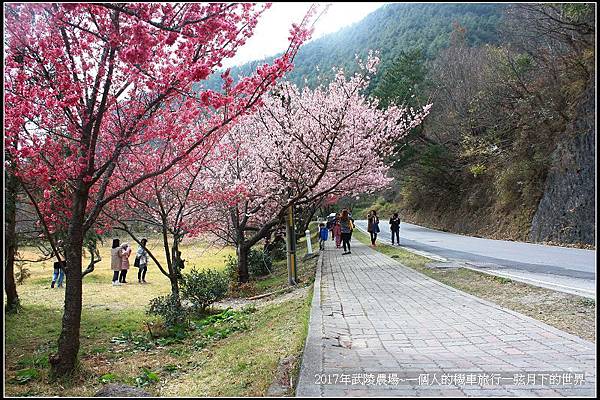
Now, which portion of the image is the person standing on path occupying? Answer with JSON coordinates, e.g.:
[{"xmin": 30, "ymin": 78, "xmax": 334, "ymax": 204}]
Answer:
[
  {"xmin": 326, "ymin": 215, "xmax": 334, "ymax": 242},
  {"xmin": 389, "ymin": 212, "xmax": 401, "ymax": 245},
  {"xmin": 119, "ymin": 242, "xmax": 132, "ymax": 284},
  {"xmin": 318, "ymin": 223, "xmax": 329, "ymax": 250},
  {"xmin": 333, "ymin": 217, "xmax": 342, "ymax": 248},
  {"xmin": 339, "ymin": 209, "xmax": 354, "ymax": 255},
  {"xmin": 111, "ymin": 238, "xmax": 122, "ymax": 286},
  {"xmin": 135, "ymin": 238, "xmax": 149, "ymax": 283},
  {"xmin": 367, "ymin": 210, "xmax": 380, "ymax": 247}
]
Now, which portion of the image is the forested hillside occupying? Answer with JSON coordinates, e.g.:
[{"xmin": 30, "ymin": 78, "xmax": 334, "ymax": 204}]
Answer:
[
  {"xmin": 204, "ymin": 3, "xmax": 506, "ymax": 91},
  {"xmin": 283, "ymin": 3, "xmax": 505, "ymax": 89},
  {"xmin": 360, "ymin": 3, "xmax": 596, "ymax": 246}
]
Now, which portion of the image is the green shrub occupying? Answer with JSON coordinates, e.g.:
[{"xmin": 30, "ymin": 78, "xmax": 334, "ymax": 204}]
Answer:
[
  {"xmin": 99, "ymin": 373, "xmax": 117, "ymax": 384},
  {"xmin": 190, "ymin": 307, "xmax": 253, "ymax": 347},
  {"xmin": 135, "ymin": 368, "xmax": 160, "ymax": 387},
  {"xmin": 16, "ymin": 354, "xmax": 49, "ymax": 369},
  {"xmin": 248, "ymin": 248, "xmax": 272, "ymax": 277},
  {"xmin": 492, "ymin": 276, "xmax": 512, "ymax": 284},
  {"xmin": 15, "ymin": 261, "xmax": 31, "ymax": 285},
  {"xmin": 264, "ymin": 238, "xmax": 286, "ymax": 261},
  {"xmin": 11, "ymin": 368, "xmax": 39, "ymax": 384},
  {"xmin": 147, "ymin": 294, "xmax": 187, "ymax": 329},
  {"xmin": 579, "ymin": 298, "xmax": 595, "ymax": 307},
  {"xmin": 180, "ymin": 268, "xmax": 229, "ymax": 314},
  {"xmin": 225, "ymin": 255, "xmax": 238, "ymax": 284},
  {"xmin": 469, "ymin": 164, "xmax": 487, "ymax": 178},
  {"xmin": 225, "ymin": 248, "xmax": 274, "ymax": 282}
]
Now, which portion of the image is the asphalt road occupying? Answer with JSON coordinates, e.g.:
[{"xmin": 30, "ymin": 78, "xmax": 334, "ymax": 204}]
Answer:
[{"xmin": 355, "ymin": 220, "xmax": 596, "ymax": 298}]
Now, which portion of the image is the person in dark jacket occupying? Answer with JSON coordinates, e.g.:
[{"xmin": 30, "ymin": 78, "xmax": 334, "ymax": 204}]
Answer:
[
  {"xmin": 136, "ymin": 238, "xmax": 149, "ymax": 283},
  {"xmin": 389, "ymin": 212, "xmax": 401, "ymax": 245},
  {"xmin": 51, "ymin": 261, "xmax": 65, "ymax": 288},
  {"xmin": 51, "ymin": 240, "xmax": 65, "ymax": 288},
  {"xmin": 367, "ymin": 210, "xmax": 380, "ymax": 247},
  {"xmin": 339, "ymin": 209, "xmax": 354, "ymax": 255}
]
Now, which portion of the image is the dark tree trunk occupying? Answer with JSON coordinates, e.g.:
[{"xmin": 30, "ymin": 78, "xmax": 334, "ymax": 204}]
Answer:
[
  {"xmin": 234, "ymin": 219, "xmax": 281, "ymax": 284},
  {"xmin": 168, "ymin": 257, "xmax": 182, "ymax": 309},
  {"xmin": 5, "ymin": 170, "xmax": 20, "ymax": 313},
  {"xmin": 169, "ymin": 273, "xmax": 182, "ymax": 308},
  {"xmin": 49, "ymin": 188, "xmax": 87, "ymax": 378},
  {"xmin": 237, "ymin": 243, "xmax": 250, "ymax": 284},
  {"xmin": 168, "ymin": 234, "xmax": 182, "ymax": 308}
]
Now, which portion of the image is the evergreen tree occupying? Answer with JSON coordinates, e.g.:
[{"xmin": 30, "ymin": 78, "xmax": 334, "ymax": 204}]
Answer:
[{"xmin": 372, "ymin": 48, "xmax": 429, "ymax": 109}]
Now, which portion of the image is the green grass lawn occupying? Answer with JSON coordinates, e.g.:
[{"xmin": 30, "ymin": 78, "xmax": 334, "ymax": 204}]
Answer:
[
  {"xmin": 5, "ymin": 233, "xmax": 318, "ymax": 396},
  {"xmin": 159, "ymin": 292, "xmax": 312, "ymax": 396},
  {"xmin": 8, "ymin": 237, "xmax": 235, "ymax": 320}
]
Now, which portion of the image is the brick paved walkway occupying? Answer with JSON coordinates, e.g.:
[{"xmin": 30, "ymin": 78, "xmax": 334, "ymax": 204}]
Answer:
[{"xmin": 297, "ymin": 240, "xmax": 596, "ymax": 397}]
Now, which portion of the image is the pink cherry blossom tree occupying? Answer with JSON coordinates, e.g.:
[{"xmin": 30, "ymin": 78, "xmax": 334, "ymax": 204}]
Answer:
[
  {"xmin": 4, "ymin": 2, "xmax": 316, "ymax": 376},
  {"xmin": 210, "ymin": 54, "xmax": 432, "ymax": 282},
  {"xmin": 103, "ymin": 142, "xmax": 240, "ymax": 307},
  {"xmin": 5, "ymin": 141, "xmax": 105, "ymax": 314}
]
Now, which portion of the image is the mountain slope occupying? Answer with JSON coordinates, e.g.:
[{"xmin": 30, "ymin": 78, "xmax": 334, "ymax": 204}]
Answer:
[{"xmin": 204, "ymin": 3, "xmax": 506, "ymax": 91}]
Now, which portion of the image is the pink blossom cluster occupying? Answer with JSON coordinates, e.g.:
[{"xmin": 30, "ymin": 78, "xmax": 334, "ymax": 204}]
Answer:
[
  {"xmin": 4, "ymin": 3, "xmax": 316, "ymax": 239},
  {"xmin": 209, "ymin": 54, "xmax": 432, "ymax": 230}
]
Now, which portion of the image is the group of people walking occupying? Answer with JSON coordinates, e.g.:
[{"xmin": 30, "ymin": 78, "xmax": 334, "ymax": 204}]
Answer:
[
  {"xmin": 367, "ymin": 210, "xmax": 403, "ymax": 246},
  {"xmin": 110, "ymin": 238, "xmax": 149, "ymax": 285},
  {"xmin": 320, "ymin": 208, "xmax": 356, "ymax": 255},
  {"xmin": 318, "ymin": 209, "xmax": 403, "ymax": 254}
]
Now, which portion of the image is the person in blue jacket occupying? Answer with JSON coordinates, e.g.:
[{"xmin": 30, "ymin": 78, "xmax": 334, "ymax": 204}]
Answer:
[{"xmin": 318, "ymin": 223, "xmax": 329, "ymax": 250}]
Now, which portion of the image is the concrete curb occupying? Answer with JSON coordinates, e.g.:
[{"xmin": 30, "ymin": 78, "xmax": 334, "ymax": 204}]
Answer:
[{"xmin": 296, "ymin": 249, "xmax": 324, "ymax": 397}]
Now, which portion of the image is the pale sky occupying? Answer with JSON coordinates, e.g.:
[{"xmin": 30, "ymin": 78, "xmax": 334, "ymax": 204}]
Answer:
[{"xmin": 222, "ymin": 2, "xmax": 387, "ymax": 68}]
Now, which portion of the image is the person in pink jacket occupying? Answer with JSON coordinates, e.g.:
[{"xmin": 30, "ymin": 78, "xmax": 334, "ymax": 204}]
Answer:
[
  {"xmin": 119, "ymin": 243, "xmax": 132, "ymax": 284},
  {"xmin": 333, "ymin": 218, "xmax": 342, "ymax": 248}
]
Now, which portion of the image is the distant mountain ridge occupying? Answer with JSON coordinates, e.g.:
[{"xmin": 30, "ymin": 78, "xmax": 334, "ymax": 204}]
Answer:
[{"xmin": 203, "ymin": 3, "xmax": 507, "ymax": 91}]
